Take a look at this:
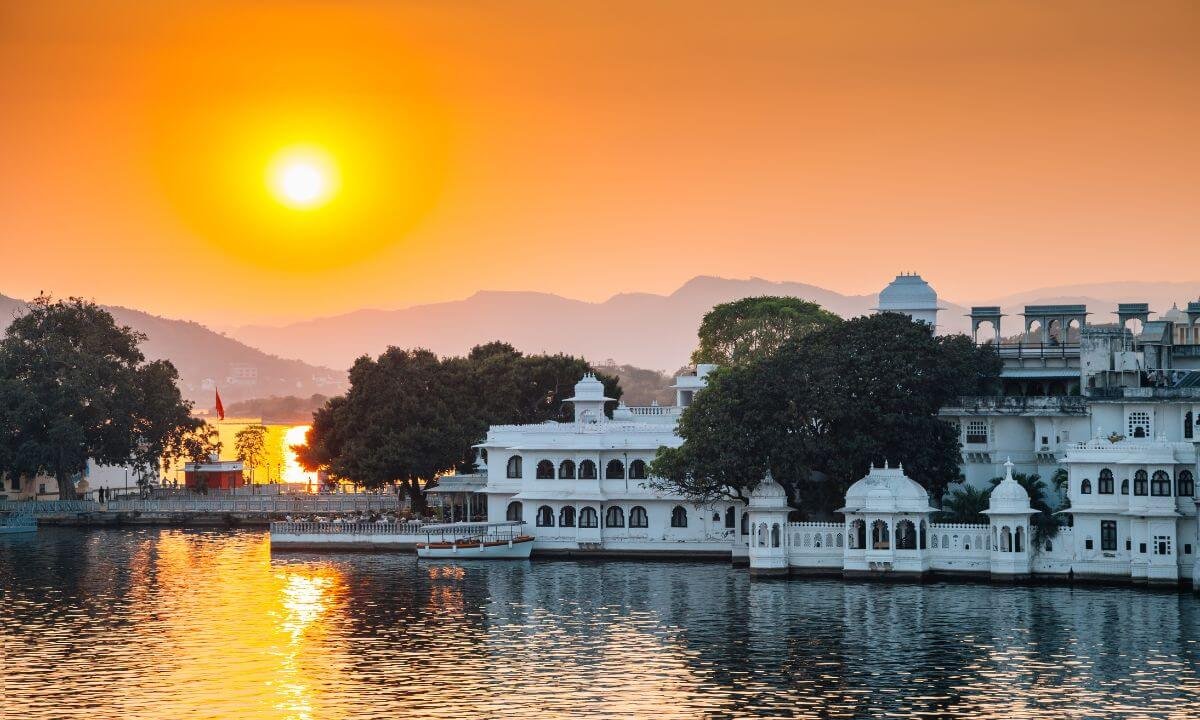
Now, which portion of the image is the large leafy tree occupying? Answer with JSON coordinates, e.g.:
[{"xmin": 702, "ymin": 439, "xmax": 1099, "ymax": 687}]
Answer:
[
  {"xmin": 653, "ymin": 312, "xmax": 1001, "ymax": 517},
  {"xmin": 0, "ymin": 297, "xmax": 203, "ymax": 499},
  {"xmin": 295, "ymin": 343, "xmax": 621, "ymax": 511},
  {"xmin": 691, "ymin": 296, "xmax": 842, "ymax": 367}
]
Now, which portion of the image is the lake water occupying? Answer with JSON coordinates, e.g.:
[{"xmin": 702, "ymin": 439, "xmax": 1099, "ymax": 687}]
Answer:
[{"xmin": 2, "ymin": 528, "xmax": 1200, "ymax": 719}]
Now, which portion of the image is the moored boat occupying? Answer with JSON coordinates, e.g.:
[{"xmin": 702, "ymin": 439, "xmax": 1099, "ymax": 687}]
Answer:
[{"xmin": 416, "ymin": 520, "xmax": 533, "ymax": 559}]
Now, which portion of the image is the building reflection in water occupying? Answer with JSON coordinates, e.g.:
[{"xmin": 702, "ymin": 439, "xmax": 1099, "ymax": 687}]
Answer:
[{"xmin": 3, "ymin": 529, "xmax": 1200, "ymax": 719}]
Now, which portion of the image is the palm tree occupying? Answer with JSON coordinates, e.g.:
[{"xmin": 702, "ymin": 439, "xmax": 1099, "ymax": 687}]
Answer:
[{"xmin": 938, "ymin": 485, "xmax": 991, "ymax": 524}]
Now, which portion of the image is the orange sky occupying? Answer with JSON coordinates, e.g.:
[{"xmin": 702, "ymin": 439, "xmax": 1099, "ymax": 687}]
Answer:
[{"xmin": 2, "ymin": 1, "xmax": 1198, "ymax": 326}]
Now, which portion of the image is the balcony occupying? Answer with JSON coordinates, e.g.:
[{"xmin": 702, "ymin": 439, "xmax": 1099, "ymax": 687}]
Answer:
[{"xmin": 943, "ymin": 396, "xmax": 1088, "ymax": 414}]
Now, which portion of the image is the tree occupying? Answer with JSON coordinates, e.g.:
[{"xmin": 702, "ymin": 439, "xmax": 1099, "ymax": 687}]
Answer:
[
  {"xmin": 296, "ymin": 343, "xmax": 622, "ymax": 512},
  {"xmin": 938, "ymin": 485, "xmax": 991, "ymax": 524},
  {"xmin": 653, "ymin": 312, "xmax": 1002, "ymax": 517},
  {"xmin": 0, "ymin": 296, "xmax": 203, "ymax": 499},
  {"xmin": 234, "ymin": 424, "xmax": 269, "ymax": 483},
  {"xmin": 691, "ymin": 296, "xmax": 842, "ymax": 367}
]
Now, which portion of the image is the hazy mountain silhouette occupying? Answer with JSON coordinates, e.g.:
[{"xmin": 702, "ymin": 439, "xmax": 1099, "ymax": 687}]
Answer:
[
  {"xmin": 229, "ymin": 276, "xmax": 1199, "ymax": 372},
  {"xmin": 0, "ymin": 293, "xmax": 347, "ymax": 406}
]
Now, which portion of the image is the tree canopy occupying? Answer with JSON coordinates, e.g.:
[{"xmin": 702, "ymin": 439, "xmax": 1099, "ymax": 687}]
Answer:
[
  {"xmin": 234, "ymin": 424, "xmax": 269, "ymax": 482},
  {"xmin": 653, "ymin": 312, "xmax": 1001, "ymax": 517},
  {"xmin": 295, "ymin": 343, "xmax": 621, "ymax": 510},
  {"xmin": 0, "ymin": 296, "xmax": 203, "ymax": 499},
  {"xmin": 691, "ymin": 296, "xmax": 842, "ymax": 366}
]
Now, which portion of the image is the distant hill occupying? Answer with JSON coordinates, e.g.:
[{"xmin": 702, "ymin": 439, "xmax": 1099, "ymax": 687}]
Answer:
[
  {"xmin": 228, "ymin": 276, "xmax": 974, "ymax": 371},
  {"xmin": 0, "ymin": 293, "xmax": 348, "ymax": 406}
]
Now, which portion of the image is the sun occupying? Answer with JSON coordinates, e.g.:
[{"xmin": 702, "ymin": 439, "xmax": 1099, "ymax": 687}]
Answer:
[{"xmin": 267, "ymin": 147, "xmax": 339, "ymax": 209}]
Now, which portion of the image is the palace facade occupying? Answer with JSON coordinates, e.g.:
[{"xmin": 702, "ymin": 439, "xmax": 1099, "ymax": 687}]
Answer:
[{"xmin": 467, "ymin": 272, "xmax": 1200, "ymax": 587}]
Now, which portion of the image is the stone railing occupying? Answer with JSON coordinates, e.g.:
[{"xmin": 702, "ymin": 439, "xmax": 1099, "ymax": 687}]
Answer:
[
  {"xmin": 107, "ymin": 497, "xmax": 403, "ymax": 514},
  {"xmin": 0, "ymin": 513, "xmax": 38, "ymax": 528},
  {"xmin": 786, "ymin": 522, "xmax": 844, "ymax": 553},
  {"xmin": 0, "ymin": 500, "xmax": 101, "ymax": 515},
  {"xmin": 270, "ymin": 521, "xmax": 425, "ymax": 536},
  {"xmin": 617, "ymin": 406, "xmax": 683, "ymax": 417},
  {"xmin": 928, "ymin": 523, "xmax": 990, "ymax": 553},
  {"xmin": 943, "ymin": 396, "xmax": 1088, "ymax": 413}
]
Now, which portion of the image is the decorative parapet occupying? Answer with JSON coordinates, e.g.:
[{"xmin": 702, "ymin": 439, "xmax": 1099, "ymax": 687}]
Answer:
[{"xmin": 940, "ymin": 396, "xmax": 1088, "ymax": 415}]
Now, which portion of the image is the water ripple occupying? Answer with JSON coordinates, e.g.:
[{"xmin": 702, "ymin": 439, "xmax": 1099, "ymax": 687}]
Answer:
[{"xmin": 2, "ymin": 528, "xmax": 1199, "ymax": 719}]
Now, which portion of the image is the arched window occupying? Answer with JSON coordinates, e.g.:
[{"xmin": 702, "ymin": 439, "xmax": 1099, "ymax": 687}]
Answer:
[
  {"xmin": 850, "ymin": 519, "xmax": 866, "ymax": 549},
  {"xmin": 990, "ymin": 527, "xmax": 997, "ymax": 550},
  {"xmin": 941, "ymin": 534, "xmax": 950, "ymax": 549},
  {"xmin": 836, "ymin": 533, "xmax": 844, "ymax": 548},
  {"xmin": 578, "ymin": 506, "xmax": 598, "ymax": 528},
  {"xmin": 1179, "ymin": 470, "xmax": 1195, "ymax": 497},
  {"xmin": 1185, "ymin": 410, "xmax": 1195, "ymax": 440},
  {"xmin": 506, "ymin": 456, "xmax": 523, "ymax": 479},
  {"xmin": 919, "ymin": 521, "xmax": 927, "ymax": 549},
  {"xmin": 740, "ymin": 512, "xmax": 749, "ymax": 535},
  {"xmin": 628, "ymin": 459, "xmax": 647, "ymax": 480},
  {"xmin": 1014, "ymin": 526, "xmax": 1024, "ymax": 553},
  {"xmin": 536, "ymin": 505, "xmax": 554, "ymax": 526},
  {"xmin": 895, "ymin": 519, "xmax": 917, "ymax": 550},
  {"xmin": 756, "ymin": 523, "xmax": 767, "ymax": 547},
  {"xmin": 871, "ymin": 520, "xmax": 890, "ymax": 549},
  {"xmin": 771, "ymin": 524, "xmax": 781, "ymax": 548},
  {"xmin": 578, "ymin": 460, "xmax": 597, "ymax": 479},
  {"xmin": 1098, "ymin": 469, "xmax": 1114, "ymax": 495},
  {"xmin": 629, "ymin": 506, "xmax": 648, "ymax": 528},
  {"xmin": 605, "ymin": 506, "xmax": 625, "ymax": 528},
  {"xmin": 536, "ymin": 460, "xmax": 554, "ymax": 479},
  {"xmin": 826, "ymin": 532, "xmax": 834, "ymax": 547},
  {"xmin": 724, "ymin": 506, "xmax": 736, "ymax": 529},
  {"xmin": 1080, "ymin": 479, "xmax": 1092, "ymax": 495},
  {"xmin": 1121, "ymin": 478, "xmax": 1129, "ymax": 495},
  {"xmin": 506, "ymin": 501, "xmax": 523, "ymax": 522},
  {"xmin": 1151, "ymin": 470, "xmax": 1171, "ymax": 496},
  {"xmin": 1000, "ymin": 526, "xmax": 1012, "ymax": 552},
  {"xmin": 559, "ymin": 506, "xmax": 576, "ymax": 527},
  {"xmin": 558, "ymin": 460, "xmax": 576, "ymax": 479},
  {"xmin": 1134, "ymin": 470, "xmax": 1148, "ymax": 496},
  {"xmin": 605, "ymin": 459, "xmax": 625, "ymax": 479},
  {"xmin": 670, "ymin": 505, "xmax": 688, "ymax": 528}
]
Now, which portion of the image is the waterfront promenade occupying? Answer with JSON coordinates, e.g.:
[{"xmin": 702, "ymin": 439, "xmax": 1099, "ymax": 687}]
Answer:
[{"xmin": 0, "ymin": 495, "xmax": 406, "ymax": 526}]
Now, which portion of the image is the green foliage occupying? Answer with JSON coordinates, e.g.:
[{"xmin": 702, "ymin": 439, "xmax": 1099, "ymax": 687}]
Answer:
[
  {"xmin": 691, "ymin": 296, "xmax": 842, "ymax": 366},
  {"xmin": 653, "ymin": 312, "xmax": 1002, "ymax": 517},
  {"xmin": 296, "ymin": 342, "xmax": 622, "ymax": 511},
  {"xmin": 938, "ymin": 485, "xmax": 992, "ymax": 524},
  {"xmin": 234, "ymin": 424, "xmax": 269, "ymax": 481},
  {"xmin": 0, "ymin": 296, "xmax": 202, "ymax": 498}
]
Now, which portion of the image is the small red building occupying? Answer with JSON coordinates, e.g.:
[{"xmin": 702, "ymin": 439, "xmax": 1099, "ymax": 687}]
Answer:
[{"xmin": 183, "ymin": 460, "xmax": 245, "ymax": 491}]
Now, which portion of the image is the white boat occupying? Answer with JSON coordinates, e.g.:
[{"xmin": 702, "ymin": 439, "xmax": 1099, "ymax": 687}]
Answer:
[
  {"xmin": 415, "ymin": 520, "xmax": 534, "ymax": 559},
  {"xmin": 0, "ymin": 513, "xmax": 37, "ymax": 535}
]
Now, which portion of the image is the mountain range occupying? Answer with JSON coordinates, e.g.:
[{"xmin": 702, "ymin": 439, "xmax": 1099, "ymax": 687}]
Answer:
[
  {"xmin": 229, "ymin": 276, "xmax": 1200, "ymax": 372},
  {"xmin": 0, "ymin": 293, "xmax": 347, "ymax": 406},
  {"xmin": 3, "ymin": 277, "xmax": 1196, "ymax": 406}
]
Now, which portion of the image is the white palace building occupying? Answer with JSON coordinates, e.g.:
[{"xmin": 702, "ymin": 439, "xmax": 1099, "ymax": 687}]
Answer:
[{"xmin": 451, "ymin": 273, "xmax": 1200, "ymax": 589}]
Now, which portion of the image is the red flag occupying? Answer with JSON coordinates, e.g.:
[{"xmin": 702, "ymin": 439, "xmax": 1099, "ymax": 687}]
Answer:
[{"xmin": 215, "ymin": 389, "xmax": 225, "ymax": 420}]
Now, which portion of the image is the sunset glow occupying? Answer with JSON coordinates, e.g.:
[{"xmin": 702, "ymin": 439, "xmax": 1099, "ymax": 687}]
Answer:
[
  {"xmin": 269, "ymin": 148, "xmax": 338, "ymax": 210},
  {"xmin": 283, "ymin": 425, "xmax": 317, "ymax": 487}
]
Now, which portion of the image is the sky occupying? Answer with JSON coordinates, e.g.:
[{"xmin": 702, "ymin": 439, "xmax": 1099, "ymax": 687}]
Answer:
[{"xmin": 1, "ymin": 1, "xmax": 1198, "ymax": 326}]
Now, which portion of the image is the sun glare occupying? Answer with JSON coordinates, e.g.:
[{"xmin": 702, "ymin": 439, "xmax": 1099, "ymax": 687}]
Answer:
[{"xmin": 268, "ymin": 148, "xmax": 338, "ymax": 209}]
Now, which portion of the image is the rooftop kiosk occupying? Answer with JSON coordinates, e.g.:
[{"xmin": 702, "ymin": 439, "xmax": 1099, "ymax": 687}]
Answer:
[
  {"xmin": 983, "ymin": 459, "xmax": 1036, "ymax": 581},
  {"xmin": 838, "ymin": 463, "xmax": 938, "ymax": 580},
  {"xmin": 746, "ymin": 472, "xmax": 790, "ymax": 577}
]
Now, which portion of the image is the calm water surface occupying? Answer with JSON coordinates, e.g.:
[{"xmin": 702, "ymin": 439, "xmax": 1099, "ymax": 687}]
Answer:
[{"xmin": 3, "ymin": 528, "xmax": 1200, "ymax": 719}]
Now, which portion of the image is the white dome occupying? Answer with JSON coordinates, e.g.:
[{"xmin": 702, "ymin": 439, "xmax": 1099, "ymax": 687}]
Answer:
[
  {"xmin": 749, "ymin": 470, "xmax": 789, "ymax": 508},
  {"xmin": 985, "ymin": 459, "xmax": 1035, "ymax": 516},
  {"xmin": 841, "ymin": 464, "xmax": 935, "ymax": 514},
  {"xmin": 566, "ymin": 373, "xmax": 613, "ymax": 403},
  {"xmin": 1162, "ymin": 303, "xmax": 1186, "ymax": 322},
  {"xmin": 876, "ymin": 273, "xmax": 938, "ymax": 311}
]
